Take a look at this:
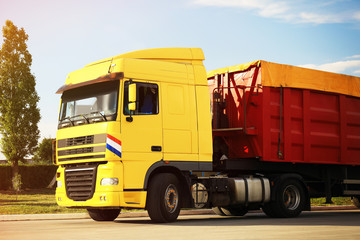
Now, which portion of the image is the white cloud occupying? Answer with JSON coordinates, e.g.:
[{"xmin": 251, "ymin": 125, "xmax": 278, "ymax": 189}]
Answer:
[
  {"xmin": 354, "ymin": 11, "xmax": 360, "ymax": 21},
  {"xmin": 192, "ymin": 0, "xmax": 360, "ymax": 25},
  {"xmin": 299, "ymin": 58, "xmax": 360, "ymax": 76},
  {"xmin": 258, "ymin": 2, "xmax": 290, "ymax": 18},
  {"xmin": 298, "ymin": 12, "xmax": 343, "ymax": 24},
  {"xmin": 193, "ymin": 0, "xmax": 274, "ymax": 10},
  {"xmin": 346, "ymin": 55, "xmax": 360, "ymax": 59}
]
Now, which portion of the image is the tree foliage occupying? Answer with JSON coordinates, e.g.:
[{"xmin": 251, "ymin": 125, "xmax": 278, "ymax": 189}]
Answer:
[
  {"xmin": 33, "ymin": 138, "xmax": 55, "ymax": 163},
  {"xmin": 0, "ymin": 20, "xmax": 40, "ymax": 177}
]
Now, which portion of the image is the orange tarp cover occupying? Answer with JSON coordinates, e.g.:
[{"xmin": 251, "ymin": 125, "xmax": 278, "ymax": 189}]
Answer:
[{"xmin": 207, "ymin": 60, "xmax": 360, "ymax": 98}]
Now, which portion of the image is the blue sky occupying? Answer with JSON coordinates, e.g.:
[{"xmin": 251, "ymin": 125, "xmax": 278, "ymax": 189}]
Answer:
[{"xmin": 0, "ymin": 0, "xmax": 360, "ymax": 159}]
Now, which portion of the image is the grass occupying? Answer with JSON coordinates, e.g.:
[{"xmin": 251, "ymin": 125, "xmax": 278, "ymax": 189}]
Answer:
[
  {"xmin": 0, "ymin": 188, "xmax": 86, "ymax": 215},
  {"xmin": 311, "ymin": 197, "xmax": 353, "ymax": 206},
  {"xmin": 0, "ymin": 189, "xmax": 354, "ymax": 215}
]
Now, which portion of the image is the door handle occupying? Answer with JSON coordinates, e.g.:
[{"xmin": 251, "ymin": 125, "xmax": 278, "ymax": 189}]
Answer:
[{"xmin": 151, "ymin": 146, "xmax": 162, "ymax": 152}]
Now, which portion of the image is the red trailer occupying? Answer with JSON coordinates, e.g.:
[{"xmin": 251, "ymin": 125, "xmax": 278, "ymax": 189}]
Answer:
[{"xmin": 208, "ymin": 60, "xmax": 360, "ymax": 203}]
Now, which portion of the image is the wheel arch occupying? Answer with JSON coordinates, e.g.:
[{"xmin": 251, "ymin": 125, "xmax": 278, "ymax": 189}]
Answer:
[{"xmin": 144, "ymin": 161, "xmax": 193, "ymax": 208}]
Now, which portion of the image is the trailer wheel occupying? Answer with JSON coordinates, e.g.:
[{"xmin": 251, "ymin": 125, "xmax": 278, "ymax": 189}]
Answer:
[
  {"xmin": 352, "ymin": 197, "xmax": 360, "ymax": 208},
  {"xmin": 263, "ymin": 178, "xmax": 306, "ymax": 218},
  {"xmin": 87, "ymin": 209, "xmax": 121, "ymax": 221},
  {"xmin": 146, "ymin": 173, "xmax": 181, "ymax": 223}
]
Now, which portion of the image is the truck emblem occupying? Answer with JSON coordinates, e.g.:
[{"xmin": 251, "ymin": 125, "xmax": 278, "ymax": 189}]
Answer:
[{"xmin": 106, "ymin": 134, "xmax": 122, "ymax": 158}]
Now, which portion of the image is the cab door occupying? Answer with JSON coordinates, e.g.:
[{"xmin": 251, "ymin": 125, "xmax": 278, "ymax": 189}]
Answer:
[{"xmin": 121, "ymin": 79, "xmax": 162, "ymax": 189}]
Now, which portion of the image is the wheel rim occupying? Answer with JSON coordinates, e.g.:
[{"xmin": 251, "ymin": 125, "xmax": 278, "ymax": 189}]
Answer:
[
  {"xmin": 164, "ymin": 184, "xmax": 179, "ymax": 214},
  {"xmin": 282, "ymin": 185, "xmax": 300, "ymax": 210}
]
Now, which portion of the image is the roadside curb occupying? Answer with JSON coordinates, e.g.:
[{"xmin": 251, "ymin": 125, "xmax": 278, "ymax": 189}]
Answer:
[
  {"xmin": 311, "ymin": 205, "xmax": 357, "ymax": 211},
  {"xmin": 0, "ymin": 209, "xmax": 214, "ymax": 222},
  {"xmin": 0, "ymin": 213, "xmax": 90, "ymax": 222},
  {"xmin": 0, "ymin": 206, "xmax": 357, "ymax": 222}
]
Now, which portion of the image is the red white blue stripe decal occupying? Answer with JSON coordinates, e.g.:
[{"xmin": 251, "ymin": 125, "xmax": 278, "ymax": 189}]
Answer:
[{"xmin": 106, "ymin": 134, "xmax": 122, "ymax": 158}]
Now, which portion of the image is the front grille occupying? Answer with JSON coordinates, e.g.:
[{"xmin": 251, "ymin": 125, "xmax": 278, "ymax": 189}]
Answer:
[
  {"xmin": 58, "ymin": 147, "xmax": 93, "ymax": 156},
  {"xmin": 57, "ymin": 134, "xmax": 107, "ymax": 149},
  {"xmin": 64, "ymin": 163, "xmax": 99, "ymax": 201},
  {"xmin": 66, "ymin": 135, "xmax": 94, "ymax": 147},
  {"xmin": 57, "ymin": 134, "xmax": 107, "ymax": 162},
  {"xmin": 59, "ymin": 155, "xmax": 105, "ymax": 162}
]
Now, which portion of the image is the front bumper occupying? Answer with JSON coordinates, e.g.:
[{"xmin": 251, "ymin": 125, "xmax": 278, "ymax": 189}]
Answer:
[
  {"xmin": 56, "ymin": 189, "xmax": 147, "ymax": 208},
  {"xmin": 55, "ymin": 161, "xmax": 147, "ymax": 209}
]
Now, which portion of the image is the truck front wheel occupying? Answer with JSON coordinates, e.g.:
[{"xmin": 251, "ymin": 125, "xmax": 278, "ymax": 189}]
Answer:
[
  {"xmin": 146, "ymin": 173, "xmax": 181, "ymax": 223},
  {"xmin": 262, "ymin": 178, "xmax": 306, "ymax": 218},
  {"xmin": 87, "ymin": 209, "xmax": 121, "ymax": 221}
]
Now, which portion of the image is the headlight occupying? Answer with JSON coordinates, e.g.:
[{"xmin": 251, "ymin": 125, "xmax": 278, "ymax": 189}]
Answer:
[
  {"xmin": 57, "ymin": 181, "xmax": 62, "ymax": 188},
  {"xmin": 101, "ymin": 178, "xmax": 119, "ymax": 186}
]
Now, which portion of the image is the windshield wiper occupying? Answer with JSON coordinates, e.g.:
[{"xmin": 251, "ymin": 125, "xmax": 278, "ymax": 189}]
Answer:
[
  {"xmin": 62, "ymin": 114, "xmax": 90, "ymax": 125},
  {"xmin": 62, "ymin": 117, "xmax": 74, "ymax": 126},
  {"xmin": 79, "ymin": 114, "xmax": 89, "ymax": 124},
  {"xmin": 91, "ymin": 111, "xmax": 107, "ymax": 122}
]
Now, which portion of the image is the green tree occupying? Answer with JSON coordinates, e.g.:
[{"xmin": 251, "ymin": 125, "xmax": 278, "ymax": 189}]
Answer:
[
  {"xmin": 0, "ymin": 20, "xmax": 40, "ymax": 185},
  {"xmin": 33, "ymin": 138, "xmax": 55, "ymax": 163}
]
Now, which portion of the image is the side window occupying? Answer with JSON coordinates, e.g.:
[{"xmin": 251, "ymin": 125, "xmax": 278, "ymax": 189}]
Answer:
[{"xmin": 123, "ymin": 81, "xmax": 159, "ymax": 115}]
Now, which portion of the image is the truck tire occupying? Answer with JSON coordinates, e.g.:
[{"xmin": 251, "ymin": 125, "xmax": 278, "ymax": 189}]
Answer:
[
  {"xmin": 262, "ymin": 178, "xmax": 306, "ymax": 218},
  {"xmin": 352, "ymin": 197, "xmax": 360, "ymax": 208},
  {"xmin": 87, "ymin": 209, "xmax": 121, "ymax": 221},
  {"xmin": 146, "ymin": 173, "xmax": 181, "ymax": 223}
]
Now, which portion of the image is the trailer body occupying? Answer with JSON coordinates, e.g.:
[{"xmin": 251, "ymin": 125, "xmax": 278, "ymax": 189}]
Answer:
[{"xmin": 208, "ymin": 61, "xmax": 360, "ymax": 166}]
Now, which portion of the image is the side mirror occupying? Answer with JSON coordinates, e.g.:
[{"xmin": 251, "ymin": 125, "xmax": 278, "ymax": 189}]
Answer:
[
  {"xmin": 128, "ymin": 83, "xmax": 137, "ymax": 111},
  {"xmin": 128, "ymin": 102, "xmax": 136, "ymax": 111}
]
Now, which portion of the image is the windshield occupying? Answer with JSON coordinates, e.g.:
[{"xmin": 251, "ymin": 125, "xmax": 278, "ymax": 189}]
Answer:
[{"xmin": 58, "ymin": 80, "xmax": 119, "ymax": 129}]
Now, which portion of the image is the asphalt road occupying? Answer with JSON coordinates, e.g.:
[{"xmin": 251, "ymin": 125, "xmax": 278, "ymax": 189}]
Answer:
[{"xmin": 1, "ymin": 210, "xmax": 360, "ymax": 240}]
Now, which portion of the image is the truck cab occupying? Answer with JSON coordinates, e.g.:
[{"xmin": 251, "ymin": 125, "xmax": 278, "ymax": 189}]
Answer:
[{"xmin": 55, "ymin": 48, "xmax": 213, "ymax": 221}]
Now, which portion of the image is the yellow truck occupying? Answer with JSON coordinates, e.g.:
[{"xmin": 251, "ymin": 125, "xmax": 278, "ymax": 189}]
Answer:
[
  {"xmin": 55, "ymin": 48, "xmax": 213, "ymax": 222},
  {"xmin": 54, "ymin": 48, "xmax": 360, "ymax": 222}
]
